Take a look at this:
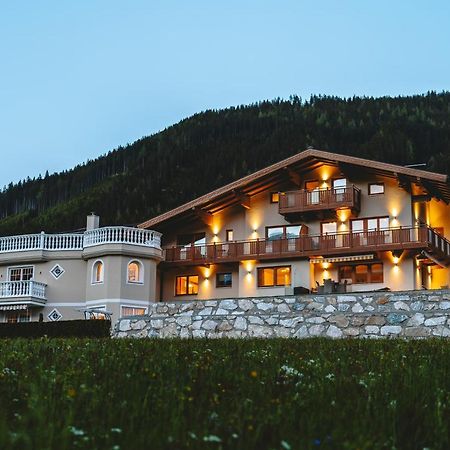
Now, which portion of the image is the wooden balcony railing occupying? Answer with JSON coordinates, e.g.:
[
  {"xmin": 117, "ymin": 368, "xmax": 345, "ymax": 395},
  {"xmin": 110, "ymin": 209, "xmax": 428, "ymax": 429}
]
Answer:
[
  {"xmin": 279, "ymin": 186, "xmax": 361, "ymax": 216},
  {"xmin": 163, "ymin": 226, "xmax": 450, "ymax": 266}
]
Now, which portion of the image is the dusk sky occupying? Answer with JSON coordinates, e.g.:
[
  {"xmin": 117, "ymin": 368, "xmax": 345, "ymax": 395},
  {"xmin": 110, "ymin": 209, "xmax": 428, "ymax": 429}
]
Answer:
[{"xmin": 1, "ymin": 0, "xmax": 449, "ymax": 186}]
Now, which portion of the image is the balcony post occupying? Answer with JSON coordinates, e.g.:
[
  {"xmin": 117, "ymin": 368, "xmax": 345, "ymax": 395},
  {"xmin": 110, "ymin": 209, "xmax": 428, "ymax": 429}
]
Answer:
[{"xmin": 40, "ymin": 231, "xmax": 45, "ymax": 250}]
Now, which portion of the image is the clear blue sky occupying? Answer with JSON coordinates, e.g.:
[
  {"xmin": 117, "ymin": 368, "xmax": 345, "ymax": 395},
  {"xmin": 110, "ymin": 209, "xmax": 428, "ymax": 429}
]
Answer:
[{"xmin": 0, "ymin": 0, "xmax": 449, "ymax": 186}]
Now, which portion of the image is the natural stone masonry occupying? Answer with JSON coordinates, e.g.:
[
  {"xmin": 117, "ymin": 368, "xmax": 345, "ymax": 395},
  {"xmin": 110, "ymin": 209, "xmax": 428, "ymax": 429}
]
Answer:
[{"xmin": 113, "ymin": 290, "xmax": 450, "ymax": 339}]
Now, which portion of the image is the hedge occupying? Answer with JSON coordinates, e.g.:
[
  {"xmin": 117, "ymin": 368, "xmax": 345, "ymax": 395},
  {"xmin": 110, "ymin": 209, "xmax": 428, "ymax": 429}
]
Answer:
[{"xmin": 0, "ymin": 320, "xmax": 111, "ymax": 338}]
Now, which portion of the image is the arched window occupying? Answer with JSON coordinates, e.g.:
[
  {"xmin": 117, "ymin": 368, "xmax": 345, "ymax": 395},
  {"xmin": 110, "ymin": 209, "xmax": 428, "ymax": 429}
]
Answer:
[
  {"xmin": 127, "ymin": 260, "xmax": 143, "ymax": 284},
  {"xmin": 92, "ymin": 260, "xmax": 104, "ymax": 284}
]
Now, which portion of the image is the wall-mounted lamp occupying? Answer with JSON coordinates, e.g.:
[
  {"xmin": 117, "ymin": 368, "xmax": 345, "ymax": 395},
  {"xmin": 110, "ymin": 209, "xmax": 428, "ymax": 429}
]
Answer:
[{"xmin": 393, "ymin": 256, "xmax": 399, "ymax": 265}]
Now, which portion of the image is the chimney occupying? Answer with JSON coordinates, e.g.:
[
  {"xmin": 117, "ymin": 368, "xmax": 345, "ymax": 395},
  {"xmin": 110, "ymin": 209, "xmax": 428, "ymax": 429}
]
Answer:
[{"xmin": 86, "ymin": 213, "xmax": 100, "ymax": 231}]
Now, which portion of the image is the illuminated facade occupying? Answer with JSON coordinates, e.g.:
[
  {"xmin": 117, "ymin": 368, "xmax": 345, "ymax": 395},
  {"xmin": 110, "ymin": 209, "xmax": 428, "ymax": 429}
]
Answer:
[
  {"xmin": 1, "ymin": 149, "xmax": 449, "ymax": 323},
  {"xmin": 140, "ymin": 149, "xmax": 450, "ymax": 301}
]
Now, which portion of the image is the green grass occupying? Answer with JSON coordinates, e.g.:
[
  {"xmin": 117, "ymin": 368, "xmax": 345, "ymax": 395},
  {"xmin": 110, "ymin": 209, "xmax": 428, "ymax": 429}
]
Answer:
[{"xmin": 0, "ymin": 338, "xmax": 450, "ymax": 450}]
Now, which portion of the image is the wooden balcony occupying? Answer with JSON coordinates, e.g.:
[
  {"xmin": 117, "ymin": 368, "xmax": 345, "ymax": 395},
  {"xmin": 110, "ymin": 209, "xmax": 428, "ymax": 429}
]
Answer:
[
  {"xmin": 163, "ymin": 226, "xmax": 450, "ymax": 266},
  {"xmin": 278, "ymin": 186, "xmax": 361, "ymax": 220}
]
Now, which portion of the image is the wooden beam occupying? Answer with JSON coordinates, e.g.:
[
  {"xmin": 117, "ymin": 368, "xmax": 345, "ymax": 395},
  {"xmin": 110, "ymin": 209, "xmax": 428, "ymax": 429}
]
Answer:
[
  {"xmin": 283, "ymin": 167, "xmax": 302, "ymax": 187},
  {"xmin": 192, "ymin": 207, "xmax": 213, "ymax": 226},
  {"xmin": 232, "ymin": 189, "xmax": 251, "ymax": 209},
  {"xmin": 395, "ymin": 173, "xmax": 412, "ymax": 193},
  {"xmin": 412, "ymin": 194, "xmax": 432, "ymax": 203},
  {"xmin": 420, "ymin": 179, "xmax": 448, "ymax": 204},
  {"xmin": 337, "ymin": 162, "xmax": 359, "ymax": 179}
]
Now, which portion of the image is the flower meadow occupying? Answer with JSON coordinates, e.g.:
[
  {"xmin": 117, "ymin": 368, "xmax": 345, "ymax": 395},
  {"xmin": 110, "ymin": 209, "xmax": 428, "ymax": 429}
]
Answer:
[{"xmin": 0, "ymin": 338, "xmax": 450, "ymax": 449}]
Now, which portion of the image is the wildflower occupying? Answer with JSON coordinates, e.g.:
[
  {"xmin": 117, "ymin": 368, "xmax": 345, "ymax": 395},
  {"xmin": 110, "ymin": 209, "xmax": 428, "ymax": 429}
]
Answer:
[
  {"xmin": 203, "ymin": 435, "xmax": 222, "ymax": 443},
  {"xmin": 68, "ymin": 426, "xmax": 85, "ymax": 436},
  {"xmin": 250, "ymin": 370, "xmax": 258, "ymax": 378}
]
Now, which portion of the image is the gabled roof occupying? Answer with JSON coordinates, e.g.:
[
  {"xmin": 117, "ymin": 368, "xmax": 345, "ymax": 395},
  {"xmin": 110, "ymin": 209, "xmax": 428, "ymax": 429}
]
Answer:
[{"xmin": 139, "ymin": 148, "xmax": 450, "ymax": 230}]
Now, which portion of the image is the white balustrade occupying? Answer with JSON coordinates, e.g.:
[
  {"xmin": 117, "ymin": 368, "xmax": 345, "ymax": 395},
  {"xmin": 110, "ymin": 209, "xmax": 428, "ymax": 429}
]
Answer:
[
  {"xmin": 83, "ymin": 227, "xmax": 162, "ymax": 249},
  {"xmin": 0, "ymin": 281, "xmax": 47, "ymax": 300},
  {"xmin": 0, "ymin": 227, "xmax": 161, "ymax": 253}
]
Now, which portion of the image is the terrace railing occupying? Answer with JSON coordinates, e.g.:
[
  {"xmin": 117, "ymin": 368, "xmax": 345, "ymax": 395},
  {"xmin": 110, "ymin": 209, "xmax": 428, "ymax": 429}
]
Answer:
[
  {"xmin": 164, "ymin": 226, "xmax": 450, "ymax": 265},
  {"xmin": 279, "ymin": 186, "xmax": 361, "ymax": 216},
  {"xmin": 0, "ymin": 227, "xmax": 162, "ymax": 254},
  {"xmin": 0, "ymin": 281, "xmax": 47, "ymax": 300}
]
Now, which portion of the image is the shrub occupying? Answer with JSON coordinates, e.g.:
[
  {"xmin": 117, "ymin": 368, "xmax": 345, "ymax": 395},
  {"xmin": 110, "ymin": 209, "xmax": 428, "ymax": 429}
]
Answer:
[{"xmin": 0, "ymin": 319, "xmax": 111, "ymax": 338}]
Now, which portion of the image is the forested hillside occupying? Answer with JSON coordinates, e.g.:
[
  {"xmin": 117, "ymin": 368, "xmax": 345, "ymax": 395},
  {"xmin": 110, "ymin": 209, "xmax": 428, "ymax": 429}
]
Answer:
[{"xmin": 1, "ymin": 92, "xmax": 449, "ymax": 235}]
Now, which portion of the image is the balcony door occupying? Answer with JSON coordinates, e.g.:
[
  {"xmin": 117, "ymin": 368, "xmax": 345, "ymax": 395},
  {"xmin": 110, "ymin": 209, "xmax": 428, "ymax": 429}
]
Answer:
[
  {"xmin": 333, "ymin": 178, "xmax": 347, "ymax": 201},
  {"xmin": 305, "ymin": 180, "xmax": 320, "ymax": 205},
  {"xmin": 351, "ymin": 217, "xmax": 390, "ymax": 246},
  {"xmin": 266, "ymin": 225, "xmax": 303, "ymax": 253},
  {"xmin": 321, "ymin": 222, "xmax": 338, "ymax": 250}
]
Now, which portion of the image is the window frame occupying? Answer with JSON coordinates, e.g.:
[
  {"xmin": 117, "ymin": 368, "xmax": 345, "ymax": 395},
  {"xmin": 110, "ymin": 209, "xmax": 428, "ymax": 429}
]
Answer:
[
  {"xmin": 351, "ymin": 216, "xmax": 390, "ymax": 233},
  {"xmin": 338, "ymin": 263, "xmax": 384, "ymax": 284},
  {"xmin": 225, "ymin": 229, "xmax": 234, "ymax": 242},
  {"xmin": 270, "ymin": 192, "xmax": 280, "ymax": 203},
  {"xmin": 216, "ymin": 272, "xmax": 233, "ymax": 288},
  {"xmin": 127, "ymin": 259, "xmax": 144, "ymax": 284},
  {"xmin": 368, "ymin": 183, "xmax": 385, "ymax": 195},
  {"xmin": 266, "ymin": 224, "xmax": 304, "ymax": 240},
  {"xmin": 121, "ymin": 305, "xmax": 147, "ymax": 317},
  {"xmin": 175, "ymin": 275, "xmax": 199, "ymax": 296},
  {"xmin": 91, "ymin": 260, "xmax": 104, "ymax": 284},
  {"xmin": 8, "ymin": 265, "xmax": 35, "ymax": 282},
  {"xmin": 5, "ymin": 310, "xmax": 31, "ymax": 323},
  {"xmin": 257, "ymin": 266, "xmax": 291, "ymax": 288}
]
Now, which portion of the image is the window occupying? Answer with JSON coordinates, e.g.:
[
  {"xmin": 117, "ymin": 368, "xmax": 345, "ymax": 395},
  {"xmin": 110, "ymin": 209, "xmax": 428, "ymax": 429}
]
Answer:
[
  {"xmin": 121, "ymin": 306, "xmax": 146, "ymax": 317},
  {"xmin": 5, "ymin": 311, "xmax": 30, "ymax": 323},
  {"xmin": 270, "ymin": 192, "xmax": 280, "ymax": 203},
  {"xmin": 351, "ymin": 217, "xmax": 389, "ymax": 232},
  {"xmin": 175, "ymin": 275, "xmax": 199, "ymax": 296},
  {"xmin": 216, "ymin": 272, "xmax": 232, "ymax": 288},
  {"xmin": 127, "ymin": 260, "xmax": 143, "ymax": 283},
  {"xmin": 333, "ymin": 178, "xmax": 347, "ymax": 192},
  {"xmin": 338, "ymin": 263, "xmax": 384, "ymax": 284},
  {"xmin": 92, "ymin": 261, "xmax": 104, "ymax": 284},
  {"xmin": 257, "ymin": 266, "xmax": 291, "ymax": 287},
  {"xmin": 369, "ymin": 183, "xmax": 385, "ymax": 195},
  {"xmin": 321, "ymin": 222, "xmax": 337, "ymax": 235},
  {"xmin": 266, "ymin": 225, "xmax": 303, "ymax": 240},
  {"xmin": 226, "ymin": 229, "xmax": 234, "ymax": 242},
  {"xmin": 9, "ymin": 266, "xmax": 34, "ymax": 281}
]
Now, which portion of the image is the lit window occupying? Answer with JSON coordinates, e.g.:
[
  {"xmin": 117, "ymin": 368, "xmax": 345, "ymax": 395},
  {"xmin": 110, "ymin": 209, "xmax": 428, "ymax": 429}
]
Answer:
[
  {"xmin": 270, "ymin": 192, "xmax": 280, "ymax": 203},
  {"xmin": 369, "ymin": 183, "xmax": 385, "ymax": 195},
  {"xmin": 175, "ymin": 275, "xmax": 199, "ymax": 296},
  {"xmin": 127, "ymin": 261, "xmax": 143, "ymax": 283},
  {"xmin": 121, "ymin": 306, "xmax": 146, "ymax": 317},
  {"xmin": 339, "ymin": 263, "xmax": 384, "ymax": 284},
  {"xmin": 216, "ymin": 273, "xmax": 232, "ymax": 288},
  {"xmin": 5, "ymin": 311, "xmax": 30, "ymax": 323},
  {"xmin": 226, "ymin": 230, "xmax": 234, "ymax": 242},
  {"xmin": 371, "ymin": 263, "xmax": 384, "ymax": 283},
  {"xmin": 92, "ymin": 261, "xmax": 104, "ymax": 284},
  {"xmin": 354, "ymin": 265, "xmax": 369, "ymax": 284},
  {"xmin": 257, "ymin": 266, "xmax": 291, "ymax": 287}
]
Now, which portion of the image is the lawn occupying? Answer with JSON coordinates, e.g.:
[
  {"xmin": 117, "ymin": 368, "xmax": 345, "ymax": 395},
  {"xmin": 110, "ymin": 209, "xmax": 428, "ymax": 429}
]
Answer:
[{"xmin": 0, "ymin": 338, "xmax": 449, "ymax": 450}]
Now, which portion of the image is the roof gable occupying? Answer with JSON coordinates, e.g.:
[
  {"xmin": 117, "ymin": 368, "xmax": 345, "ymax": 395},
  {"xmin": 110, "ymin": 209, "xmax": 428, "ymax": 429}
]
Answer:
[{"xmin": 139, "ymin": 148, "xmax": 450, "ymax": 229}]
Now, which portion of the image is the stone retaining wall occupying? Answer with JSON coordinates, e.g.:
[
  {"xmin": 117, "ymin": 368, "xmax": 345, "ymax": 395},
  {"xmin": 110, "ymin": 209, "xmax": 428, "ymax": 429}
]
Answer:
[{"xmin": 113, "ymin": 290, "xmax": 450, "ymax": 339}]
